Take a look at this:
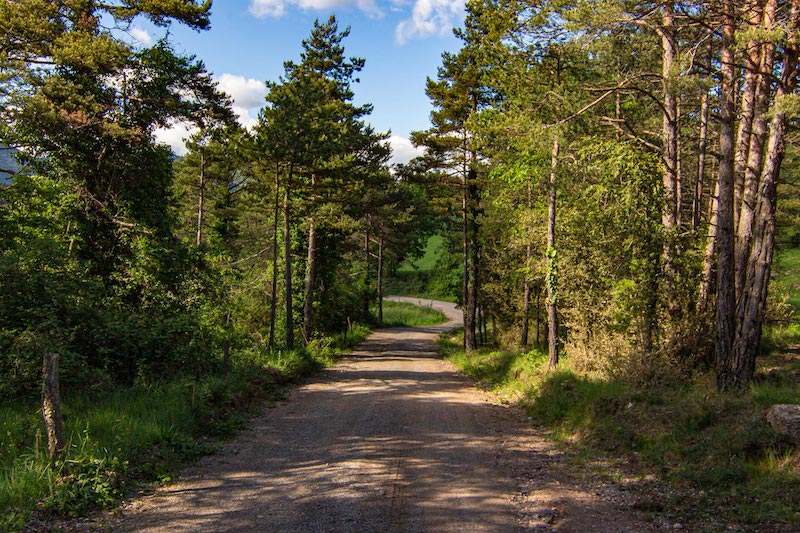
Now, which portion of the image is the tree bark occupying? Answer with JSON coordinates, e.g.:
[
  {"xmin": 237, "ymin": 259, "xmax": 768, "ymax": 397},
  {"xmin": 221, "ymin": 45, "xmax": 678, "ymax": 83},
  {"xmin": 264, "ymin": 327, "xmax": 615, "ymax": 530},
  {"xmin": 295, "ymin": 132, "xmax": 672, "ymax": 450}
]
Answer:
[
  {"xmin": 284, "ymin": 164, "xmax": 295, "ymax": 350},
  {"xmin": 521, "ymin": 241, "xmax": 532, "ymax": 347},
  {"xmin": 660, "ymin": 2, "xmax": 678, "ymax": 229},
  {"xmin": 698, "ymin": 179, "xmax": 719, "ymax": 314},
  {"xmin": 547, "ymin": 136, "xmax": 559, "ymax": 369},
  {"xmin": 377, "ymin": 230, "xmax": 384, "ymax": 324},
  {"xmin": 730, "ymin": 115, "xmax": 785, "ymax": 388},
  {"xmin": 302, "ymin": 173, "xmax": 319, "ymax": 343},
  {"xmin": 521, "ymin": 178, "xmax": 533, "ymax": 347},
  {"xmin": 467, "ymin": 206, "xmax": 479, "ymax": 350},
  {"xmin": 730, "ymin": 0, "xmax": 799, "ymax": 389},
  {"xmin": 661, "ymin": 2, "xmax": 680, "ymax": 314},
  {"xmin": 303, "ymin": 214, "xmax": 317, "ymax": 343},
  {"xmin": 693, "ymin": 85, "xmax": 710, "ymax": 230},
  {"xmin": 676, "ymin": 97, "xmax": 683, "ymax": 228},
  {"xmin": 462, "ymin": 141, "xmax": 470, "ymax": 350},
  {"xmin": 733, "ymin": 0, "xmax": 765, "ymax": 232},
  {"xmin": 465, "ymin": 166, "xmax": 479, "ymax": 352},
  {"xmin": 195, "ymin": 149, "xmax": 206, "ymax": 247},
  {"xmin": 715, "ymin": 0, "xmax": 740, "ymax": 391},
  {"xmin": 42, "ymin": 353, "xmax": 64, "ymax": 461},
  {"xmin": 364, "ymin": 213, "xmax": 371, "ymax": 320},
  {"xmin": 535, "ymin": 289, "xmax": 541, "ymax": 346},
  {"xmin": 269, "ymin": 162, "xmax": 281, "ymax": 350},
  {"xmin": 735, "ymin": 0, "xmax": 777, "ymax": 303}
]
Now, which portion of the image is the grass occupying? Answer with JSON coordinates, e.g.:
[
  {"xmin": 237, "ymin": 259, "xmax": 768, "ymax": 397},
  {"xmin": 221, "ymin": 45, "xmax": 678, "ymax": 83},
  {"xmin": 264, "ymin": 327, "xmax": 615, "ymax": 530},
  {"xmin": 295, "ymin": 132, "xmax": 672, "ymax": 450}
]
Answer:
[
  {"xmin": 773, "ymin": 247, "xmax": 800, "ymax": 311},
  {"xmin": 440, "ymin": 334, "xmax": 800, "ymax": 529},
  {"xmin": 0, "ymin": 326, "xmax": 372, "ymax": 531},
  {"xmin": 385, "ymin": 235, "xmax": 458, "ymax": 302},
  {"xmin": 398, "ymin": 235, "xmax": 445, "ymax": 273},
  {"xmin": 763, "ymin": 247, "xmax": 800, "ymax": 350},
  {"xmin": 377, "ymin": 300, "xmax": 447, "ymax": 327}
]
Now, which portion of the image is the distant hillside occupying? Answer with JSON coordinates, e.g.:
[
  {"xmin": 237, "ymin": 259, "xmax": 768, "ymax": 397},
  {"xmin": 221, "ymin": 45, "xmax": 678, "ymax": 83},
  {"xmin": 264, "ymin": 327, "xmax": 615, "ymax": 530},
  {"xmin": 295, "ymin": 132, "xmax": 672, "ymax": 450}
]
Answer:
[{"xmin": 0, "ymin": 147, "xmax": 18, "ymax": 184}]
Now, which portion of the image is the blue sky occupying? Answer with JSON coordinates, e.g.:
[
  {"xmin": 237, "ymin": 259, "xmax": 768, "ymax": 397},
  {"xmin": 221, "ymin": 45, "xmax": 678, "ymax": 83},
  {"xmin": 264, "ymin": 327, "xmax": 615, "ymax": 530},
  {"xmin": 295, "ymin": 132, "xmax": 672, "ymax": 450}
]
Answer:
[{"xmin": 136, "ymin": 0, "xmax": 465, "ymax": 165}]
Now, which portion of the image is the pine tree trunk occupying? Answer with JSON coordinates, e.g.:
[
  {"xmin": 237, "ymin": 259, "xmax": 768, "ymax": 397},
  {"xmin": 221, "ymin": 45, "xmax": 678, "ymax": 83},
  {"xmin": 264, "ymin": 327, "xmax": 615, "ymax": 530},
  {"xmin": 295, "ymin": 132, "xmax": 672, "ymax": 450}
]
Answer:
[
  {"xmin": 196, "ymin": 149, "xmax": 205, "ymax": 247},
  {"xmin": 521, "ymin": 242, "xmax": 532, "ymax": 347},
  {"xmin": 521, "ymin": 178, "xmax": 533, "ymax": 347},
  {"xmin": 464, "ymin": 164, "xmax": 479, "ymax": 352},
  {"xmin": 693, "ymin": 86, "xmax": 710, "ymax": 230},
  {"xmin": 547, "ymin": 136, "xmax": 559, "ymax": 369},
  {"xmin": 661, "ymin": 2, "xmax": 679, "ymax": 294},
  {"xmin": 269, "ymin": 163, "xmax": 281, "ymax": 350},
  {"xmin": 735, "ymin": 0, "xmax": 777, "ymax": 303},
  {"xmin": 364, "ymin": 214, "xmax": 371, "ymax": 320},
  {"xmin": 377, "ymin": 230, "xmax": 384, "ymax": 324},
  {"xmin": 733, "ymin": 0, "xmax": 765, "ymax": 231},
  {"xmin": 462, "ymin": 148, "xmax": 470, "ymax": 350},
  {"xmin": 730, "ymin": 115, "xmax": 784, "ymax": 388},
  {"xmin": 466, "ymin": 204, "xmax": 479, "ymax": 350},
  {"xmin": 730, "ymin": 0, "xmax": 799, "ymax": 389},
  {"xmin": 535, "ymin": 289, "xmax": 541, "ymax": 346},
  {"xmin": 303, "ymin": 214, "xmax": 317, "ymax": 343},
  {"xmin": 676, "ymin": 97, "xmax": 683, "ymax": 228},
  {"xmin": 698, "ymin": 179, "xmax": 719, "ymax": 314},
  {"xmin": 715, "ymin": 0, "xmax": 739, "ymax": 391},
  {"xmin": 42, "ymin": 353, "xmax": 64, "ymax": 461},
  {"xmin": 284, "ymin": 164, "xmax": 295, "ymax": 350}
]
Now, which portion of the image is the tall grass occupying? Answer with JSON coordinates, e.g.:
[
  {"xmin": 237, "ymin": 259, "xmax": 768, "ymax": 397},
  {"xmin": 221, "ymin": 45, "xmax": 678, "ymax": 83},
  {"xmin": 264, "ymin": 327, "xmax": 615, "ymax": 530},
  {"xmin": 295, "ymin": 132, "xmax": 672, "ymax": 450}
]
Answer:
[{"xmin": 378, "ymin": 300, "xmax": 447, "ymax": 327}]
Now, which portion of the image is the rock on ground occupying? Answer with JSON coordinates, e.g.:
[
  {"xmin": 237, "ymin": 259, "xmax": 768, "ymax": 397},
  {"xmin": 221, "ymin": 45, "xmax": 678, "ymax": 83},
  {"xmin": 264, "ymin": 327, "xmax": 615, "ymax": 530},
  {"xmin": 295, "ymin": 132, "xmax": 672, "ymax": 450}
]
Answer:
[{"xmin": 766, "ymin": 404, "xmax": 800, "ymax": 444}]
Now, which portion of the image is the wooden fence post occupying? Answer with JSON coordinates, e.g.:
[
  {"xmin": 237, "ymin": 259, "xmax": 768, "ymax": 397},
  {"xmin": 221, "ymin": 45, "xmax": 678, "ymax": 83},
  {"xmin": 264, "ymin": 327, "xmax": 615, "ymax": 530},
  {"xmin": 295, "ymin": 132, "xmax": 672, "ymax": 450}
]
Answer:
[{"xmin": 42, "ymin": 353, "xmax": 65, "ymax": 461}]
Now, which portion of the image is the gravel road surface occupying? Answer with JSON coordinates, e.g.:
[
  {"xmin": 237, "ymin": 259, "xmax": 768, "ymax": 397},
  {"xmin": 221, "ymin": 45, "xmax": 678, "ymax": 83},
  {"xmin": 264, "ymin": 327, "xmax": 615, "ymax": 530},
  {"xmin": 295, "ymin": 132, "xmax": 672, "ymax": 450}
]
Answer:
[{"xmin": 115, "ymin": 297, "xmax": 652, "ymax": 532}]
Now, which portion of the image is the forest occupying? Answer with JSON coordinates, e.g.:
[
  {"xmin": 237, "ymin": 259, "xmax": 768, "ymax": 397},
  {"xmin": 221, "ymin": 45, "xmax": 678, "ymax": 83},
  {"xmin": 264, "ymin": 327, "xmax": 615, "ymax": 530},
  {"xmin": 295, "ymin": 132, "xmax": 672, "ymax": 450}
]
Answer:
[{"xmin": 1, "ymin": 0, "xmax": 800, "ymax": 529}]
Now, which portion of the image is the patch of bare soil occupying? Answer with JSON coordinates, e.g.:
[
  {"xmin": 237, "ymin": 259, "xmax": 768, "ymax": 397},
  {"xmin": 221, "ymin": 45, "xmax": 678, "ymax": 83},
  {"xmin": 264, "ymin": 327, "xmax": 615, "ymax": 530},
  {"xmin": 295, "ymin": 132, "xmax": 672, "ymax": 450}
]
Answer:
[{"xmin": 99, "ymin": 298, "xmax": 659, "ymax": 531}]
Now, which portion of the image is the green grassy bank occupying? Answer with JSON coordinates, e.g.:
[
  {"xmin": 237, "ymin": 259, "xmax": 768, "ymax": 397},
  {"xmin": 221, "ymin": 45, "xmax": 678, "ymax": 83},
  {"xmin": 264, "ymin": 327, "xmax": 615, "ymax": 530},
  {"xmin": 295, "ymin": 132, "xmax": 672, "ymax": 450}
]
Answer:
[
  {"xmin": 0, "ymin": 325, "xmax": 372, "ymax": 531},
  {"xmin": 440, "ymin": 340, "xmax": 800, "ymax": 529},
  {"xmin": 384, "ymin": 235, "xmax": 458, "ymax": 302},
  {"xmin": 0, "ymin": 298, "xmax": 447, "ymax": 530},
  {"xmin": 377, "ymin": 300, "xmax": 447, "ymax": 327}
]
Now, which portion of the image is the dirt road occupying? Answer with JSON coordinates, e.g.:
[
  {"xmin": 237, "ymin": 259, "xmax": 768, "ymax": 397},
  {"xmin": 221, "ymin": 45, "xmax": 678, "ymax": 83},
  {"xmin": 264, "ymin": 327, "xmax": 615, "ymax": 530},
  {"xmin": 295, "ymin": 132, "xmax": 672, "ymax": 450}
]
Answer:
[{"xmin": 115, "ymin": 298, "xmax": 651, "ymax": 532}]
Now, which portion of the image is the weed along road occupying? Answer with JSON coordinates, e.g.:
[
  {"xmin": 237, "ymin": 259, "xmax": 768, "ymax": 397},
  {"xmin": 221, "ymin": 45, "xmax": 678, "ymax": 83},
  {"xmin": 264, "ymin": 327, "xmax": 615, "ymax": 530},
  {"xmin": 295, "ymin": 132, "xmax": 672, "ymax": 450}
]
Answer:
[{"xmin": 116, "ymin": 298, "xmax": 648, "ymax": 532}]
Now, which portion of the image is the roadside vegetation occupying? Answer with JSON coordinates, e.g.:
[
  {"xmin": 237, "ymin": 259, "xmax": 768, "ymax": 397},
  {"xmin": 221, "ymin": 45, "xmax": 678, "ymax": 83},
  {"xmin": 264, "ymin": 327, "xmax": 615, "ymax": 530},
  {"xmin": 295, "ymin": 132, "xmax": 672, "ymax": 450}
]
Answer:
[
  {"xmin": 442, "ymin": 336, "xmax": 800, "ymax": 528},
  {"xmin": 377, "ymin": 300, "xmax": 448, "ymax": 327},
  {"xmin": 0, "ymin": 327, "xmax": 371, "ymax": 531},
  {"xmin": 0, "ymin": 298, "xmax": 442, "ymax": 531},
  {"xmin": 384, "ymin": 236, "xmax": 459, "ymax": 303},
  {"xmin": 440, "ymin": 250, "xmax": 800, "ymax": 530}
]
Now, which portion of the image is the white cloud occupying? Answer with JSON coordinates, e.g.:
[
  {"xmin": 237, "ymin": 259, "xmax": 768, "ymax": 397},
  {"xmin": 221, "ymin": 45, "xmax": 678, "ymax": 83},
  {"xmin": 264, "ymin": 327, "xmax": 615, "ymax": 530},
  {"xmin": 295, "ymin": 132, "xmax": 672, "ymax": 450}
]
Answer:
[
  {"xmin": 395, "ymin": 0, "xmax": 464, "ymax": 44},
  {"xmin": 249, "ymin": 0, "xmax": 382, "ymax": 18},
  {"xmin": 216, "ymin": 74, "xmax": 267, "ymax": 109},
  {"xmin": 153, "ymin": 74, "xmax": 266, "ymax": 155},
  {"xmin": 215, "ymin": 74, "xmax": 267, "ymax": 130},
  {"xmin": 250, "ymin": 0, "xmax": 287, "ymax": 18},
  {"xmin": 130, "ymin": 26, "xmax": 153, "ymax": 46},
  {"xmin": 154, "ymin": 122, "xmax": 197, "ymax": 156},
  {"xmin": 388, "ymin": 135, "xmax": 425, "ymax": 166},
  {"xmin": 233, "ymin": 106, "xmax": 260, "ymax": 130}
]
